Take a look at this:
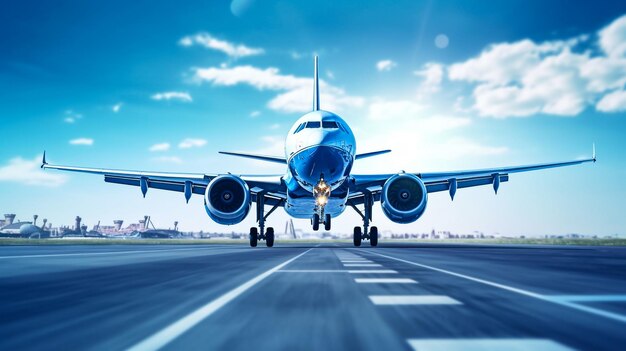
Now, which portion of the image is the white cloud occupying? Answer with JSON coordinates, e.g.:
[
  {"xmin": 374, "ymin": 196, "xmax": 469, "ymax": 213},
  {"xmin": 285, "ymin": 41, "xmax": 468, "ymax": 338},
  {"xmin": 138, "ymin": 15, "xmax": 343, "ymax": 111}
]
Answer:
[
  {"xmin": 178, "ymin": 138, "xmax": 207, "ymax": 149},
  {"xmin": 179, "ymin": 32, "xmax": 264, "ymax": 58},
  {"xmin": 414, "ymin": 62, "xmax": 444, "ymax": 96},
  {"xmin": 152, "ymin": 156, "xmax": 183, "ymax": 164},
  {"xmin": 112, "ymin": 103, "xmax": 122, "ymax": 113},
  {"xmin": 446, "ymin": 14, "xmax": 626, "ymax": 118},
  {"xmin": 269, "ymin": 123, "xmax": 281, "ymax": 130},
  {"xmin": 599, "ymin": 14, "xmax": 626, "ymax": 57},
  {"xmin": 69, "ymin": 138, "xmax": 94, "ymax": 146},
  {"xmin": 249, "ymin": 110, "xmax": 261, "ymax": 117},
  {"xmin": 376, "ymin": 60, "xmax": 397, "ymax": 72},
  {"xmin": 149, "ymin": 142, "xmax": 171, "ymax": 152},
  {"xmin": 193, "ymin": 65, "xmax": 364, "ymax": 113},
  {"xmin": 596, "ymin": 89, "xmax": 626, "ymax": 112},
  {"xmin": 63, "ymin": 110, "xmax": 82, "ymax": 124},
  {"xmin": 0, "ymin": 155, "xmax": 67, "ymax": 187},
  {"xmin": 151, "ymin": 91, "xmax": 192, "ymax": 102}
]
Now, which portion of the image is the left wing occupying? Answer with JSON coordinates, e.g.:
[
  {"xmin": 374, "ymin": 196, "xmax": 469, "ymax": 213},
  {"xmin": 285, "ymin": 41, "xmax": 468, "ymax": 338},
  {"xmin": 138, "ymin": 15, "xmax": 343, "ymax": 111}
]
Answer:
[
  {"xmin": 41, "ymin": 152, "xmax": 285, "ymax": 205},
  {"xmin": 349, "ymin": 145, "xmax": 596, "ymax": 203}
]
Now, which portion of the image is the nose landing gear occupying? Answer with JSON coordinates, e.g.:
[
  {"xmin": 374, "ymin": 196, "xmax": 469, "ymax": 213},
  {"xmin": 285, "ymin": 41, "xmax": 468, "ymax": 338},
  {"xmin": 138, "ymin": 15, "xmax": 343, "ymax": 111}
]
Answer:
[{"xmin": 311, "ymin": 212, "xmax": 332, "ymax": 231}]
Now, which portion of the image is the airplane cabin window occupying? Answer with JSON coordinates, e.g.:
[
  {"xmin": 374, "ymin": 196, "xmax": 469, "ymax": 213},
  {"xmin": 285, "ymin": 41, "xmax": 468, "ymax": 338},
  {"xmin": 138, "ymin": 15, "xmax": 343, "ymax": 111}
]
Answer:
[
  {"xmin": 322, "ymin": 121, "xmax": 339, "ymax": 129},
  {"xmin": 294, "ymin": 123, "xmax": 305, "ymax": 133},
  {"xmin": 306, "ymin": 121, "xmax": 321, "ymax": 128}
]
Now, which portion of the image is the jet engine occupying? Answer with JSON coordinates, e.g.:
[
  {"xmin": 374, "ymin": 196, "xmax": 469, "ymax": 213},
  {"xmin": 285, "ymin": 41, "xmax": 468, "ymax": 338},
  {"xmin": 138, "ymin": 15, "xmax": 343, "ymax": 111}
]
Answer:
[
  {"xmin": 381, "ymin": 173, "xmax": 428, "ymax": 224},
  {"xmin": 204, "ymin": 175, "xmax": 251, "ymax": 225}
]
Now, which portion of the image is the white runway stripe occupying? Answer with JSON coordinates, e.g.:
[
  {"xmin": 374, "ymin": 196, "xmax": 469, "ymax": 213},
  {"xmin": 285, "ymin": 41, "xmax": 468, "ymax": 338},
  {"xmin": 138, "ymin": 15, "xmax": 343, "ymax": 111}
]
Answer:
[
  {"xmin": 369, "ymin": 295, "xmax": 461, "ymax": 305},
  {"xmin": 349, "ymin": 270, "xmax": 397, "ymax": 274},
  {"xmin": 407, "ymin": 338, "xmax": 574, "ymax": 351},
  {"xmin": 278, "ymin": 270, "xmax": 352, "ymax": 273},
  {"xmin": 366, "ymin": 250, "xmax": 626, "ymax": 324},
  {"xmin": 343, "ymin": 263, "xmax": 382, "ymax": 267},
  {"xmin": 277, "ymin": 269, "xmax": 398, "ymax": 274},
  {"xmin": 355, "ymin": 278, "xmax": 417, "ymax": 284},
  {"xmin": 128, "ymin": 248, "xmax": 313, "ymax": 351}
]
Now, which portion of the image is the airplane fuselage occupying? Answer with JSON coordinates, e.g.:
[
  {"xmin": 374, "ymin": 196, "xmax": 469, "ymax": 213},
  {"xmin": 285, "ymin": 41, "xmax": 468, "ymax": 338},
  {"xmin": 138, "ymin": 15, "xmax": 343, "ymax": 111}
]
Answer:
[{"xmin": 284, "ymin": 110, "xmax": 356, "ymax": 219}]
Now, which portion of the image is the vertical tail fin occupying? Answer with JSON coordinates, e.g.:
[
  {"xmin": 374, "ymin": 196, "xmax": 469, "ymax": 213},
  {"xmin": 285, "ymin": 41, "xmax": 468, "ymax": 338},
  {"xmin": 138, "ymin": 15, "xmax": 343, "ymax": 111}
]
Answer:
[{"xmin": 313, "ymin": 55, "xmax": 320, "ymax": 111}]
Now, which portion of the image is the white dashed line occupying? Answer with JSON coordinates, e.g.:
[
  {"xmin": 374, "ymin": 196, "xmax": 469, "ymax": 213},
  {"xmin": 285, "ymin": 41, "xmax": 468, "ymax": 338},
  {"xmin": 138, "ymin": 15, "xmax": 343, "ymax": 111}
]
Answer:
[
  {"xmin": 406, "ymin": 338, "xmax": 574, "ymax": 351},
  {"xmin": 349, "ymin": 270, "xmax": 397, "ymax": 274},
  {"xmin": 369, "ymin": 295, "xmax": 461, "ymax": 305},
  {"xmin": 365, "ymin": 250, "xmax": 626, "ymax": 324},
  {"xmin": 343, "ymin": 263, "xmax": 382, "ymax": 267},
  {"xmin": 277, "ymin": 269, "xmax": 398, "ymax": 274},
  {"xmin": 128, "ymin": 248, "xmax": 313, "ymax": 351},
  {"xmin": 278, "ymin": 270, "xmax": 353, "ymax": 273},
  {"xmin": 355, "ymin": 278, "xmax": 417, "ymax": 284}
]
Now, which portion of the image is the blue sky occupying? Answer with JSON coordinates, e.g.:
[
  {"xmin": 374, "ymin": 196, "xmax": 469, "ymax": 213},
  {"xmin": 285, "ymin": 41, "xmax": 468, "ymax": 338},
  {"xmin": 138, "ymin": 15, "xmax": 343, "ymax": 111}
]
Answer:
[{"xmin": 1, "ymin": 0, "xmax": 625, "ymax": 236}]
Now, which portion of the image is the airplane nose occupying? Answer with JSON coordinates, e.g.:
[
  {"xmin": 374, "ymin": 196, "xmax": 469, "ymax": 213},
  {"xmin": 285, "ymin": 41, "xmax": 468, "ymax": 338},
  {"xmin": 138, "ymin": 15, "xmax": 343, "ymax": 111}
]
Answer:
[{"xmin": 290, "ymin": 145, "xmax": 349, "ymax": 188}]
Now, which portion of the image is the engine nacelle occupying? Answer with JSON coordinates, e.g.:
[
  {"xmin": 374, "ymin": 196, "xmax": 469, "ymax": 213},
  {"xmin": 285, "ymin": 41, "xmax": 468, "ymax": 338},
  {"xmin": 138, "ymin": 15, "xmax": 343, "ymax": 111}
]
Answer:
[
  {"xmin": 381, "ymin": 173, "xmax": 428, "ymax": 224},
  {"xmin": 204, "ymin": 175, "xmax": 251, "ymax": 225}
]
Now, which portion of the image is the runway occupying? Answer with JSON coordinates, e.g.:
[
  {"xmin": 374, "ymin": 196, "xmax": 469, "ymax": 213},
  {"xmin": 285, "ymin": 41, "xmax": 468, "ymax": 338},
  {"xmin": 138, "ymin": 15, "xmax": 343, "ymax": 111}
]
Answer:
[{"xmin": 1, "ymin": 243, "xmax": 625, "ymax": 350}]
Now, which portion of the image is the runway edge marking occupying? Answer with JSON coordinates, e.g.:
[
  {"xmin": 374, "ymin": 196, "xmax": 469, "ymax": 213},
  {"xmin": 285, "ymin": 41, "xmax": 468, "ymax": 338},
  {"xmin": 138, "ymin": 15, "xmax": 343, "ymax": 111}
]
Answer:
[
  {"xmin": 364, "ymin": 250, "xmax": 626, "ymax": 324},
  {"xmin": 127, "ymin": 248, "xmax": 314, "ymax": 351}
]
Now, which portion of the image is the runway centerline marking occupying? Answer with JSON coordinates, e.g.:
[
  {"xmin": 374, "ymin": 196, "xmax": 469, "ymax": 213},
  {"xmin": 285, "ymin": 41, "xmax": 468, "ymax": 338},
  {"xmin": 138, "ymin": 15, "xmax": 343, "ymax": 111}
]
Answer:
[
  {"xmin": 0, "ymin": 246, "xmax": 244, "ymax": 259},
  {"xmin": 364, "ymin": 250, "xmax": 626, "ymax": 324},
  {"xmin": 277, "ymin": 269, "xmax": 398, "ymax": 274},
  {"xmin": 343, "ymin": 263, "xmax": 382, "ymax": 267},
  {"xmin": 128, "ymin": 248, "xmax": 313, "ymax": 351},
  {"xmin": 355, "ymin": 278, "xmax": 417, "ymax": 284},
  {"xmin": 369, "ymin": 295, "xmax": 462, "ymax": 305},
  {"xmin": 406, "ymin": 338, "xmax": 574, "ymax": 351}
]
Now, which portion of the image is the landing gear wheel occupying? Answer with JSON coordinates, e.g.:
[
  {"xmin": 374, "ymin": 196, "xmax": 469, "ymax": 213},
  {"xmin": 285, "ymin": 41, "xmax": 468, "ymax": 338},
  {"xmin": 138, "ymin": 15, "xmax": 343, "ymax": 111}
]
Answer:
[
  {"xmin": 249, "ymin": 227, "xmax": 258, "ymax": 247},
  {"xmin": 353, "ymin": 226, "xmax": 362, "ymax": 247},
  {"xmin": 370, "ymin": 226, "xmax": 378, "ymax": 247},
  {"xmin": 266, "ymin": 227, "xmax": 275, "ymax": 247},
  {"xmin": 324, "ymin": 214, "xmax": 331, "ymax": 231},
  {"xmin": 312, "ymin": 214, "xmax": 320, "ymax": 231}
]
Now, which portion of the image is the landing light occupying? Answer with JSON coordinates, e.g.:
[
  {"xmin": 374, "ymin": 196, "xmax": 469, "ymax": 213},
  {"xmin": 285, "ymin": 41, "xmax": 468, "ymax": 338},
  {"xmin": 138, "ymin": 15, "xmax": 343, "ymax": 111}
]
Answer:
[{"xmin": 317, "ymin": 196, "xmax": 328, "ymax": 206}]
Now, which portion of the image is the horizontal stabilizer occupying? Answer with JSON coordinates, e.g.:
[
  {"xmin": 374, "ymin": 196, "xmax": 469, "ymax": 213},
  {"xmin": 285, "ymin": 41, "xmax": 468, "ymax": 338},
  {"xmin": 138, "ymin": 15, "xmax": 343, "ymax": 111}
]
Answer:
[
  {"xmin": 355, "ymin": 150, "xmax": 391, "ymax": 160},
  {"xmin": 219, "ymin": 151, "xmax": 286, "ymax": 164}
]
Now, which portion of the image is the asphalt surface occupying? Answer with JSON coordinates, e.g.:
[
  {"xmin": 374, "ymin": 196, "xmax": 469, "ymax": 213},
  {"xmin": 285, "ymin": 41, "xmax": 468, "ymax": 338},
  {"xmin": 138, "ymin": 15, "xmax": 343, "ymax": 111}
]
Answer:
[{"xmin": 1, "ymin": 242, "xmax": 625, "ymax": 351}]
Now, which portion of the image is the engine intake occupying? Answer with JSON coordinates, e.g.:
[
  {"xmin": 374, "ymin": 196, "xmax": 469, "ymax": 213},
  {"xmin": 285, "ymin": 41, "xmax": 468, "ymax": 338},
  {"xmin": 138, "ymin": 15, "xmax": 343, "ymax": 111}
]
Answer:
[
  {"xmin": 381, "ymin": 173, "xmax": 428, "ymax": 224},
  {"xmin": 204, "ymin": 175, "xmax": 251, "ymax": 225}
]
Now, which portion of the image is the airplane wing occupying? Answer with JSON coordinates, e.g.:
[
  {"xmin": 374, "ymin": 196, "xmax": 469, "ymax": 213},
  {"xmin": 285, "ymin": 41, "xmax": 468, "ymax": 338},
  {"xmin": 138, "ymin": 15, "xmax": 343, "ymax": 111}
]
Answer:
[
  {"xmin": 41, "ymin": 153, "xmax": 285, "ymax": 206},
  {"xmin": 349, "ymin": 146, "xmax": 596, "ymax": 204}
]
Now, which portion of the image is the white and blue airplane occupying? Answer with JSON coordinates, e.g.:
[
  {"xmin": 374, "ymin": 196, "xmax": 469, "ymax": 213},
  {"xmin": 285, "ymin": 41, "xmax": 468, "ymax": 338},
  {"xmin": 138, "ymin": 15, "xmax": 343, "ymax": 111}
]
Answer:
[{"xmin": 42, "ymin": 57, "xmax": 596, "ymax": 247}]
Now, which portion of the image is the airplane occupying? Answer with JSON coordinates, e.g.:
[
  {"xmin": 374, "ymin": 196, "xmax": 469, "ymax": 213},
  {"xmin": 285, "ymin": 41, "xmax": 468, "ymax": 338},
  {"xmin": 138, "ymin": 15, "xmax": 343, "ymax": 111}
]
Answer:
[{"xmin": 42, "ymin": 56, "xmax": 596, "ymax": 248}]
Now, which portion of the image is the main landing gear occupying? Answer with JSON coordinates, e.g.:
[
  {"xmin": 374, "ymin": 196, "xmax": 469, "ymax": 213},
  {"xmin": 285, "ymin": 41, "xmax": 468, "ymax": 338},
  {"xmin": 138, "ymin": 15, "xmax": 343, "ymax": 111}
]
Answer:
[
  {"xmin": 249, "ymin": 191, "xmax": 282, "ymax": 248},
  {"xmin": 348, "ymin": 190, "xmax": 378, "ymax": 247}
]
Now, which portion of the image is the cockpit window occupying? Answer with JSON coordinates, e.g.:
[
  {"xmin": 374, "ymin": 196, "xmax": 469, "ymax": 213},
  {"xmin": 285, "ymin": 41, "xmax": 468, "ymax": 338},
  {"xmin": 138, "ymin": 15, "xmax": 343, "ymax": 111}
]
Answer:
[
  {"xmin": 293, "ymin": 123, "xmax": 305, "ymax": 134},
  {"xmin": 322, "ymin": 121, "xmax": 338, "ymax": 129},
  {"xmin": 305, "ymin": 121, "xmax": 321, "ymax": 128}
]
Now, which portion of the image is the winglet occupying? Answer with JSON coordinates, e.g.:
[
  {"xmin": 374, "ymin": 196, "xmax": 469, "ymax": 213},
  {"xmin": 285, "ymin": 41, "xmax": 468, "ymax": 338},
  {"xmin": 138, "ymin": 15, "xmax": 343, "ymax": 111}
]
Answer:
[
  {"xmin": 313, "ymin": 55, "xmax": 320, "ymax": 111},
  {"xmin": 41, "ymin": 151, "xmax": 47, "ymax": 168},
  {"xmin": 592, "ymin": 143, "xmax": 596, "ymax": 163}
]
